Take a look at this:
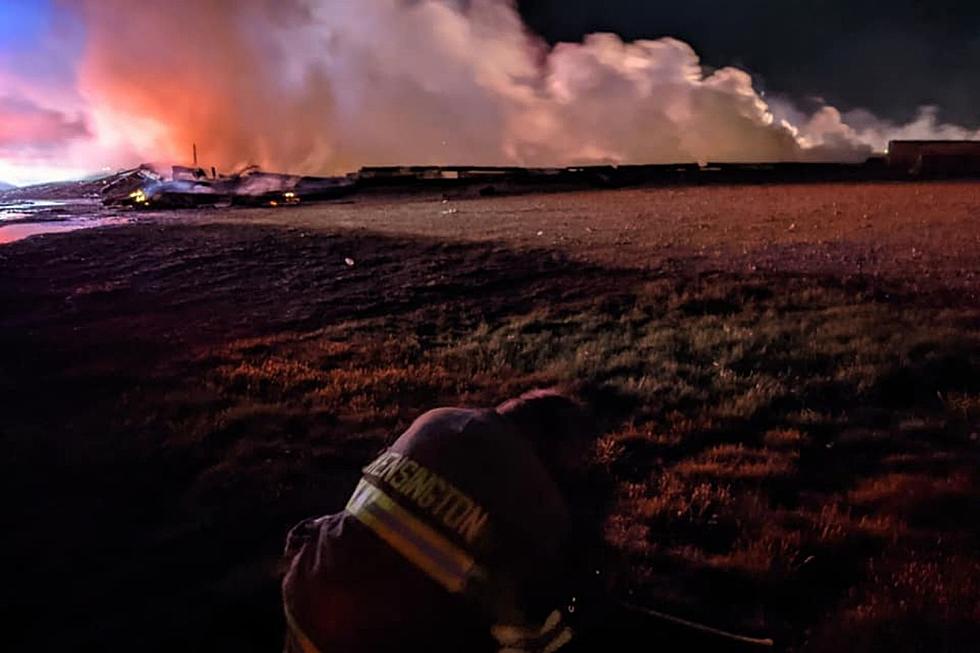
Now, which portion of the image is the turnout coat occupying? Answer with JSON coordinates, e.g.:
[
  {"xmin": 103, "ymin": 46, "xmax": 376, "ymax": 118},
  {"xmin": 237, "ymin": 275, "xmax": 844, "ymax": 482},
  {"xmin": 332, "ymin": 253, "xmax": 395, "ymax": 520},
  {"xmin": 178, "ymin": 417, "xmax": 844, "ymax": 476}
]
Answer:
[{"xmin": 282, "ymin": 407, "xmax": 576, "ymax": 653}]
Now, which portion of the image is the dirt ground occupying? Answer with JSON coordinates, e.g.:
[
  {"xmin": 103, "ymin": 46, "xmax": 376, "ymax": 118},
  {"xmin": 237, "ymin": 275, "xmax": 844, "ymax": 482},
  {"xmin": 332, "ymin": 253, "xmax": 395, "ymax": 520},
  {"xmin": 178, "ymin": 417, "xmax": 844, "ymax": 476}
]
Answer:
[{"xmin": 1, "ymin": 182, "xmax": 978, "ymax": 652}]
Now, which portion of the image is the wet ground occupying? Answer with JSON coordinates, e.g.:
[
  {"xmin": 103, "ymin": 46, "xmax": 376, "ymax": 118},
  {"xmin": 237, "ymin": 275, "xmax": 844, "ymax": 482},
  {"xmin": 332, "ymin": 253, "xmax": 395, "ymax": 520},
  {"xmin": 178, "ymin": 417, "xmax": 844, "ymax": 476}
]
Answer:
[{"xmin": 0, "ymin": 198, "xmax": 131, "ymax": 244}]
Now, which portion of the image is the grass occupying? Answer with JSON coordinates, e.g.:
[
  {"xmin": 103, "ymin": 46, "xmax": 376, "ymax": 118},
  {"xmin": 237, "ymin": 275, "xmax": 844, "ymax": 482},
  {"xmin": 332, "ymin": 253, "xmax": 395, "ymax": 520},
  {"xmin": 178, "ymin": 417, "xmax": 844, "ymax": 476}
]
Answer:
[
  {"xmin": 166, "ymin": 269, "xmax": 980, "ymax": 650},
  {"xmin": 1, "ymin": 214, "xmax": 978, "ymax": 652}
]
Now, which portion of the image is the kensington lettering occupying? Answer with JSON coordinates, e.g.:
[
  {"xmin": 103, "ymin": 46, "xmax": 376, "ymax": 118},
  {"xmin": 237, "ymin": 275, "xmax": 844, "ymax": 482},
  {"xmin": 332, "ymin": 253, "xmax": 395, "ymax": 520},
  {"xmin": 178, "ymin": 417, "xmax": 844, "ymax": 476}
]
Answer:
[{"xmin": 362, "ymin": 451, "xmax": 489, "ymax": 545}]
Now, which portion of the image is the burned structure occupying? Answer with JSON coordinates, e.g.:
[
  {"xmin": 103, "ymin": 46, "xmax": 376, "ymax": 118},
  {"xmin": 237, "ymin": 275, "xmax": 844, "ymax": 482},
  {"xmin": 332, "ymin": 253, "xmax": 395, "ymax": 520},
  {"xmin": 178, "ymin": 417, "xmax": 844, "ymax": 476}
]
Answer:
[
  {"xmin": 102, "ymin": 165, "xmax": 355, "ymax": 209},
  {"xmin": 84, "ymin": 139, "xmax": 980, "ymax": 211},
  {"xmin": 887, "ymin": 140, "xmax": 980, "ymax": 176}
]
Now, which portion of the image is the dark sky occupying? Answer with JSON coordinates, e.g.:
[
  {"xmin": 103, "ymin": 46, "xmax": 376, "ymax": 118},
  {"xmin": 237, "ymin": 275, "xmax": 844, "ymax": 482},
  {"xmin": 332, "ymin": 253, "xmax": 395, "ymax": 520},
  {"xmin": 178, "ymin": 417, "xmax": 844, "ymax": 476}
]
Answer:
[{"xmin": 517, "ymin": 0, "xmax": 980, "ymax": 127}]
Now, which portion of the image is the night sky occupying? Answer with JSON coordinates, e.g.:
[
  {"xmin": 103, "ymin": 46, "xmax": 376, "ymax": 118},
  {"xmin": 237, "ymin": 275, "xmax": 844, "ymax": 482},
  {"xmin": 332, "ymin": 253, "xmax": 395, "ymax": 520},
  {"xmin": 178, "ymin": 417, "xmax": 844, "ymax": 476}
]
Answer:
[
  {"xmin": 1, "ymin": 0, "xmax": 977, "ymax": 185},
  {"xmin": 518, "ymin": 0, "xmax": 980, "ymax": 126},
  {"xmin": 0, "ymin": 0, "xmax": 80, "ymax": 82}
]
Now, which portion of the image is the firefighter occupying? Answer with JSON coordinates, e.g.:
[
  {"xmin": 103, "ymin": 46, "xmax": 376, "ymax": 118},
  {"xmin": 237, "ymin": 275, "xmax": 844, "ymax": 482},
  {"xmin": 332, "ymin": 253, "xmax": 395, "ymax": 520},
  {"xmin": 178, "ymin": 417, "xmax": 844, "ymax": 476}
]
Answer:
[{"xmin": 281, "ymin": 388, "xmax": 605, "ymax": 653}]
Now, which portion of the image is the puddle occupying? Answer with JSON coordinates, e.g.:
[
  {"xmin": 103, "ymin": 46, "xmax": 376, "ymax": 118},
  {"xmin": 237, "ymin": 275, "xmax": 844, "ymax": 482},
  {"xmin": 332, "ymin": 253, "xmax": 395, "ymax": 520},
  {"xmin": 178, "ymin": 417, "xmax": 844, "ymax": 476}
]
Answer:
[
  {"xmin": 0, "ymin": 218, "xmax": 132, "ymax": 245},
  {"xmin": 0, "ymin": 199, "xmax": 130, "ymax": 244},
  {"xmin": 1, "ymin": 199, "xmax": 92, "ymax": 220}
]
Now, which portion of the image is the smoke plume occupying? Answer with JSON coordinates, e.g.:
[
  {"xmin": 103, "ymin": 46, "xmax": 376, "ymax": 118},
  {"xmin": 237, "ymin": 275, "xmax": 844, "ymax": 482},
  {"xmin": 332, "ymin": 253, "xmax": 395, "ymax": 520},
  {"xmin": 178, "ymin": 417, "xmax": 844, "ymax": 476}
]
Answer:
[
  {"xmin": 0, "ymin": 95, "xmax": 89, "ymax": 152},
  {"xmin": 69, "ymin": 0, "xmax": 980, "ymax": 174}
]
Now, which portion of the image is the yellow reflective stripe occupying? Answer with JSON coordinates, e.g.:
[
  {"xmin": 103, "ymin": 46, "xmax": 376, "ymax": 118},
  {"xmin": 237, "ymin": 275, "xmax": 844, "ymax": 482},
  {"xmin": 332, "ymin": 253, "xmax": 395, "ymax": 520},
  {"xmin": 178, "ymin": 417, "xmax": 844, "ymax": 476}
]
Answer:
[
  {"xmin": 364, "ymin": 482, "xmax": 475, "ymax": 572},
  {"xmin": 283, "ymin": 603, "xmax": 323, "ymax": 653},
  {"xmin": 348, "ymin": 480, "xmax": 476, "ymax": 592},
  {"xmin": 347, "ymin": 479, "xmax": 479, "ymax": 593},
  {"xmin": 349, "ymin": 480, "xmax": 476, "ymax": 575},
  {"xmin": 544, "ymin": 628, "xmax": 575, "ymax": 653},
  {"xmin": 493, "ymin": 610, "xmax": 573, "ymax": 652}
]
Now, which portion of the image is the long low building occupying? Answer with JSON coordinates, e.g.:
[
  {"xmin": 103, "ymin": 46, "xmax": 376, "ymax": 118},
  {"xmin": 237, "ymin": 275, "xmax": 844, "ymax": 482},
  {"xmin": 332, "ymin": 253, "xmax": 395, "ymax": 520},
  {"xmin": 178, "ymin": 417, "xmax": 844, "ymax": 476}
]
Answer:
[{"xmin": 887, "ymin": 140, "xmax": 980, "ymax": 176}]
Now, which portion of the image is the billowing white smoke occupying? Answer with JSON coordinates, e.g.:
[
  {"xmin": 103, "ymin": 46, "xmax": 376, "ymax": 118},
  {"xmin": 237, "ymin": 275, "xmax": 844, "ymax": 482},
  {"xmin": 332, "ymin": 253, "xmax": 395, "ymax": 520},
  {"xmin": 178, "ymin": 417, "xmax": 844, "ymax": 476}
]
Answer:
[
  {"xmin": 842, "ymin": 106, "xmax": 980, "ymax": 152},
  {"xmin": 74, "ymin": 0, "xmax": 976, "ymax": 173}
]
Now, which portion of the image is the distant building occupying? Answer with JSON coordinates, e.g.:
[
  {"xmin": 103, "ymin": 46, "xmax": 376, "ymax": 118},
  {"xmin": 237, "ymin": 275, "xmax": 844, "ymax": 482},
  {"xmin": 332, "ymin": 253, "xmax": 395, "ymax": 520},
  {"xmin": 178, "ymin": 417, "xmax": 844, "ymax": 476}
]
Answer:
[{"xmin": 887, "ymin": 140, "xmax": 980, "ymax": 176}]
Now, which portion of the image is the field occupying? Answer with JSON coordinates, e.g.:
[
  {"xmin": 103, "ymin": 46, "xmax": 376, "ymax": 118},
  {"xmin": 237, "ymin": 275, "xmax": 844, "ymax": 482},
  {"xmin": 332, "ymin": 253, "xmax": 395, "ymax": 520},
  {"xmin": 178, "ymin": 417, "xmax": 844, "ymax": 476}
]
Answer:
[{"xmin": 1, "ymin": 182, "xmax": 978, "ymax": 652}]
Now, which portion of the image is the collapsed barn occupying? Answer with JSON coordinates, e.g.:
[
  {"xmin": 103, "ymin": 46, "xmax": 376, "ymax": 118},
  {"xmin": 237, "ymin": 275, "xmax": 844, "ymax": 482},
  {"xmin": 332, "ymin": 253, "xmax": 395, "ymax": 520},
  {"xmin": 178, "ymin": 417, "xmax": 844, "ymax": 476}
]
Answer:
[
  {"xmin": 102, "ymin": 165, "xmax": 355, "ymax": 209},
  {"xmin": 94, "ymin": 141, "xmax": 980, "ymax": 210}
]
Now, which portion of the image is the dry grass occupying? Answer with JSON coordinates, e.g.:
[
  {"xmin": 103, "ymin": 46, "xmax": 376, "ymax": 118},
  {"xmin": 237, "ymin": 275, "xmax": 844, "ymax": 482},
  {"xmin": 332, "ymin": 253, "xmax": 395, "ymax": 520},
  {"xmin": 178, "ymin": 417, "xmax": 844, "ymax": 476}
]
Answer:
[
  {"xmin": 805, "ymin": 554, "xmax": 980, "ymax": 653},
  {"xmin": 162, "ymin": 269, "xmax": 979, "ymax": 650}
]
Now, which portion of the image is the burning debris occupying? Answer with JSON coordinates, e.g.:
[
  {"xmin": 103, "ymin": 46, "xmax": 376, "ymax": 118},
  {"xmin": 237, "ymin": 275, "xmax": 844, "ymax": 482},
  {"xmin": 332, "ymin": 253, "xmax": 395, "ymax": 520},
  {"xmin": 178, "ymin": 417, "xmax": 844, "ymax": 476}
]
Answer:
[
  {"xmin": 99, "ymin": 165, "xmax": 161, "ymax": 201},
  {"xmin": 104, "ymin": 164, "xmax": 355, "ymax": 209}
]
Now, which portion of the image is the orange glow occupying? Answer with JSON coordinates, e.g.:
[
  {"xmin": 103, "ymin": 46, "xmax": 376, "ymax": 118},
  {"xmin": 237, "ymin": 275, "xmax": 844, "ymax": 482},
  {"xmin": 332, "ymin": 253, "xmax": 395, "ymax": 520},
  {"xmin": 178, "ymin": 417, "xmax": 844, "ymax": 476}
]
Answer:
[{"xmin": 76, "ymin": 0, "xmax": 338, "ymax": 173}]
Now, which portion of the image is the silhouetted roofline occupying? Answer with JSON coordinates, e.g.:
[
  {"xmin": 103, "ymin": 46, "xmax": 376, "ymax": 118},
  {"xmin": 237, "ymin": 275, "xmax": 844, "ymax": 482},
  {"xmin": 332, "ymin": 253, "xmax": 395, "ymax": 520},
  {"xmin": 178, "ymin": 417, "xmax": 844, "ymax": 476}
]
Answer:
[{"xmin": 888, "ymin": 140, "xmax": 980, "ymax": 145}]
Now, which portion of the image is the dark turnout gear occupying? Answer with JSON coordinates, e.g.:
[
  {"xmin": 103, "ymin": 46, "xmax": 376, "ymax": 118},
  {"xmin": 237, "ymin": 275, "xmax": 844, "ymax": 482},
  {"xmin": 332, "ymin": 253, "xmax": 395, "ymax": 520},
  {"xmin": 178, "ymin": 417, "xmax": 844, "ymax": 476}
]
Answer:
[{"xmin": 282, "ymin": 406, "xmax": 583, "ymax": 653}]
